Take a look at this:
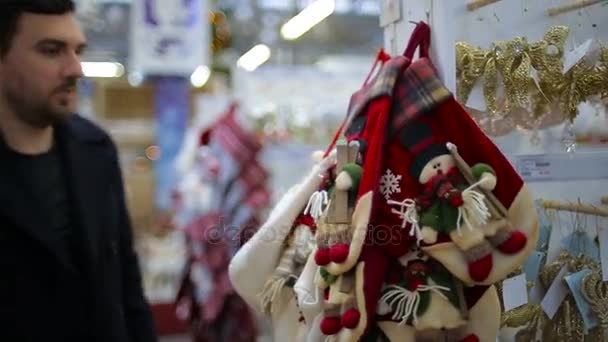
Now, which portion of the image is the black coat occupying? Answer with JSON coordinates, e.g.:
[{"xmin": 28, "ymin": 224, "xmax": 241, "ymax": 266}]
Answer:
[{"xmin": 0, "ymin": 115, "xmax": 158, "ymax": 342}]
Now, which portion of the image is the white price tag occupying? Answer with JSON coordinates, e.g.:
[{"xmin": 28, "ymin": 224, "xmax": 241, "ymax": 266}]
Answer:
[
  {"xmin": 599, "ymin": 226, "xmax": 608, "ymax": 281},
  {"xmin": 516, "ymin": 156, "xmax": 552, "ymax": 181},
  {"xmin": 379, "ymin": 0, "xmax": 401, "ymax": 27},
  {"xmin": 540, "ymin": 266, "xmax": 569, "ymax": 319},
  {"xmin": 502, "ymin": 274, "xmax": 528, "ymax": 312},
  {"xmin": 563, "ymin": 39, "xmax": 593, "ymax": 74}
]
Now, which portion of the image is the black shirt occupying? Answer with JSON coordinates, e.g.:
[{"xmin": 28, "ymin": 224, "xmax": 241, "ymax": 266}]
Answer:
[
  {"xmin": 1, "ymin": 139, "xmax": 92, "ymax": 340},
  {"xmin": 10, "ymin": 145, "xmax": 73, "ymax": 256}
]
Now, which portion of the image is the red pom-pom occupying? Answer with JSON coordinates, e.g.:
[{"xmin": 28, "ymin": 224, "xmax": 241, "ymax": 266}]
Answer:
[
  {"xmin": 329, "ymin": 243, "xmax": 350, "ymax": 263},
  {"xmin": 315, "ymin": 248, "xmax": 331, "ymax": 266},
  {"xmin": 320, "ymin": 316, "xmax": 342, "ymax": 335},
  {"xmin": 459, "ymin": 334, "xmax": 479, "ymax": 342},
  {"xmin": 294, "ymin": 214, "xmax": 316, "ymax": 229},
  {"xmin": 468, "ymin": 254, "xmax": 493, "ymax": 282},
  {"xmin": 341, "ymin": 308, "xmax": 361, "ymax": 329},
  {"xmin": 450, "ymin": 195, "xmax": 464, "ymax": 207},
  {"xmin": 497, "ymin": 231, "xmax": 527, "ymax": 255},
  {"xmin": 460, "ymin": 334, "xmax": 479, "ymax": 342}
]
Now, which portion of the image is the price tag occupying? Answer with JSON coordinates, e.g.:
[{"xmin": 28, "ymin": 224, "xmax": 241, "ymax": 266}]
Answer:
[
  {"xmin": 502, "ymin": 274, "xmax": 528, "ymax": 312},
  {"xmin": 523, "ymin": 251, "xmax": 545, "ymax": 282},
  {"xmin": 540, "ymin": 266, "xmax": 569, "ymax": 319},
  {"xmin": 565, "ymin": 269, "xmax": 598, "ymax": 331},
  {"xmin": 515, "ymin": 155, "xmax": 552, "ymax": 181},
  {"xmin": 380, "ymin": 0, "xmax": 401, "ymax": 27},
  {"xmin": 563, "ymin": 38, "xmax": 593, "ymax": 74}
]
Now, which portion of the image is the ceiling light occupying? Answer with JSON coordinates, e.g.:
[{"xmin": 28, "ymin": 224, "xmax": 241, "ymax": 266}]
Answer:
[
  {"xmin": 190, "ymin": 65, "xmax": 211, "ymax": 88},
  {"xmin": 237, "ymin": 44, "xmax": 271, "ymax": 72},
  {"xmin": 280, "ymin": 0, "xmax": 335, "ymax": 40},
  {"xmin": 81, "ymin": 62, "xmax": 124, "ymax": 78}
]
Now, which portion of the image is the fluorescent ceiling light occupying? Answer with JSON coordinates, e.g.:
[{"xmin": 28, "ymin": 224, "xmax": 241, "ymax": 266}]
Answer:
[
  {"xmin": 280, "ymin": 0, "xmax": 335, "ymax": 40},
  {"xmin": 237, "ymin": 44, "xmax": 271, "ymax": 72},
  {"xmin": 190, "ymin": 65, "xmax": 211, "ymax": 88},
  {"xmin": 81, "ymin": 62, "xmax": 124, "ymax": 78}
]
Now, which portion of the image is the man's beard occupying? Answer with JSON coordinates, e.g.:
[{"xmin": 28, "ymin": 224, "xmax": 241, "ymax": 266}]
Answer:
[{"xmin": 3, "ymin": 85, "xmax": 75, "ymax": 128}]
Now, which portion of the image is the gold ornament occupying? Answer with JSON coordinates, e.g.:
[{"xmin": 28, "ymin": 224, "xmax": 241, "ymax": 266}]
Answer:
[
  {"xmin": 556, "ymin": 60, "xmax": 596, "ymax": 122},
  {"xmin": 501, "ymin": 37, "xmax": 536, "ymax": 110},
  {"xmin": 581, "ymin": 271, "xmax": 608, "ymax": 337},
  {"xmin": 512, "ymin": 305, "xmax": 545, "ymax": 342},
  {"xmin": 529, "ymin": 26, "xmax": 570, "ymax": 118},
  {"xmin": 482, "ymin": 43, "xmax": 507, "ymax": 115},
  {"xmin": 456, "ymin": 41, "xmax": 486, "ymax": 105},
  {"xmin": 588, "ymin": 46, "xmax": 608, "ymax": 101}
]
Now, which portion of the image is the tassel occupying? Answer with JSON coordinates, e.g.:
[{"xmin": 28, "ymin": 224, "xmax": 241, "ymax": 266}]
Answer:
[
  {"xmin": 305, "ymin": 190, "xmax": 329, "ymax": 220},
  {"xmin": 388, "ymin": 199, "xmax": 423, "ymax": 245},
  {"xmin": 259, "ymin": 276, "xmax": 289, "ymax": 314},
  {"xmin": 457, "ymin": 179, "xmax": 491, "ymax": 235},
  {"xmin": 258, "ymin": 242, "xmax": 298, "ymax": 314},
  {"xmin": 379, "ymin": 284, "xmax": 451, "ymax": 326}
]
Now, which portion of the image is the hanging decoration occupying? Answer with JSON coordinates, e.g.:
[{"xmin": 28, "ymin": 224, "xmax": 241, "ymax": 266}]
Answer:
[{"xmin": 456, "ymin": 25, "xmax": 608, "ymax": 141}]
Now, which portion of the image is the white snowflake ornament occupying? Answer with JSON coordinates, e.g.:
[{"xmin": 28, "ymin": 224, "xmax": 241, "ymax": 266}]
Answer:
[{"xmin": 379, "ymin": 169, "xmax": 402, "ymax": 200}]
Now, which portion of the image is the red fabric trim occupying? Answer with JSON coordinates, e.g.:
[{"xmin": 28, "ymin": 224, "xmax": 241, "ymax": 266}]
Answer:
[
  {"xmin": 357, "ymin": 96, "xmax": 393, "ymax": 197},
  {"xmin": 403, "ymin": 21, "xmax": 431, "ymax": 59}
]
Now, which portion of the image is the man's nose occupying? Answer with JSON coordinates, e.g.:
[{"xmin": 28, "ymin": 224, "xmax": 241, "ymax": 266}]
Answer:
[{"xmin": 63, "ymin": 52, "xmax": 84, "ymax": 79}]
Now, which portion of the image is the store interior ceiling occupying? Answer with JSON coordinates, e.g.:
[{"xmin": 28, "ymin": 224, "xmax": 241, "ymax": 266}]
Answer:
[{"xmin": 76, "ymin": 0, "xmax": 384, "ymax": 75}]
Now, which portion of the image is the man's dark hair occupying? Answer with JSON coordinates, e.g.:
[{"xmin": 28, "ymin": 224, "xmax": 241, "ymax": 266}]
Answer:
[{"xmin": 0, "ymin": 0, "xmax": 75, "ymax": 57}]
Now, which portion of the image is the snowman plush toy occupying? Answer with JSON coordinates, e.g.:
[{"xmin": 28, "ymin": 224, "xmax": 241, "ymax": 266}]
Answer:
[{"xmin": 395, "ymin": 122, "xmax": 527, "ymax": 282}]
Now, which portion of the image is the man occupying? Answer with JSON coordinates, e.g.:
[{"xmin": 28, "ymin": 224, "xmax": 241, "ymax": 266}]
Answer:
[{"xmin": 0, "ymin": 1, "xmax": 157, "ymax": 341}]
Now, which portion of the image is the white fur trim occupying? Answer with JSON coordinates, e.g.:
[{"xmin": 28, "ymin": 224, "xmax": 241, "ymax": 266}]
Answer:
[
  {"xmin": 294, "ymin": 253, "xmax": 324, "ymax": 326},
  {"xmin": 229, "ymin": 152, "xmax": 336, "ymax": 311},
  {"xmin": 270, "ymin": 295, "xmax": 306, "ymax": 342},
  {"xmin": 459, "ymin": 285, "xmax": 501, "ymax": 342},
  {"xmin": 312, "ymin": 150, "xmax": 326, "ymax": 163}
]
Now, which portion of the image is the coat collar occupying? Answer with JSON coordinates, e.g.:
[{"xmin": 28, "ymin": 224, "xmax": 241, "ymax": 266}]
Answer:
[{"xmin": 0, "ymin": 115, "xmax": 112, "ymax": 269}]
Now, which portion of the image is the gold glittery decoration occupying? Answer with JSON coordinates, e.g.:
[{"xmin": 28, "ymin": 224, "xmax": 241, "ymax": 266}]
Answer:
[
  {"xmin": 501, "ymin": 37, "xmax": 535, "ymax": 109},
  {"xmin": 483, "ymin": 43, "xmax": 506, "ymax": 115},
  {"xmin": 581, "ymin": 271, "xmax": 608, "ymax": 337},
  {"xmin": 456, "ymin": 41, "xmax": 486, "ymax": 105},
  {"xmin": 556, "ymin": 60, "xmax": 596, "ymax": 122},
  {"xmin": 589, "ymin": 46, "xmax": 608, "ymax": 101},
  {"xmin": 528, "ymin": 26, "xmax": 570, "ymax": 117},
  {"xmin": 457, "ymin": 25, "xmax": 608, "ymax": 134}
]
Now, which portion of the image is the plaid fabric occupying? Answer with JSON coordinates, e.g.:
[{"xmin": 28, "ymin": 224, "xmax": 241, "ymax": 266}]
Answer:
[
  {"xmin": 389, "ymin": 58, "xmax": 452, "ymax": 136},
  {"xmin": 345, "ymin": 56, "xmax": 410, "ymax": 132},
  {"xmin": 213, "ymin": 113, "xmax": 262, "ymax": 164}
]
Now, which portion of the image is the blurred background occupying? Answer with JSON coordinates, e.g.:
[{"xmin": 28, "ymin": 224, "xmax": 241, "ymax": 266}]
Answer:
[
  {"xmin": 72, "ymin": 1, "xmax": 383, "ymax": 340},
  {"xmin": 70, "ymin": 1, "xmax": 608, "ymax": 341}
]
